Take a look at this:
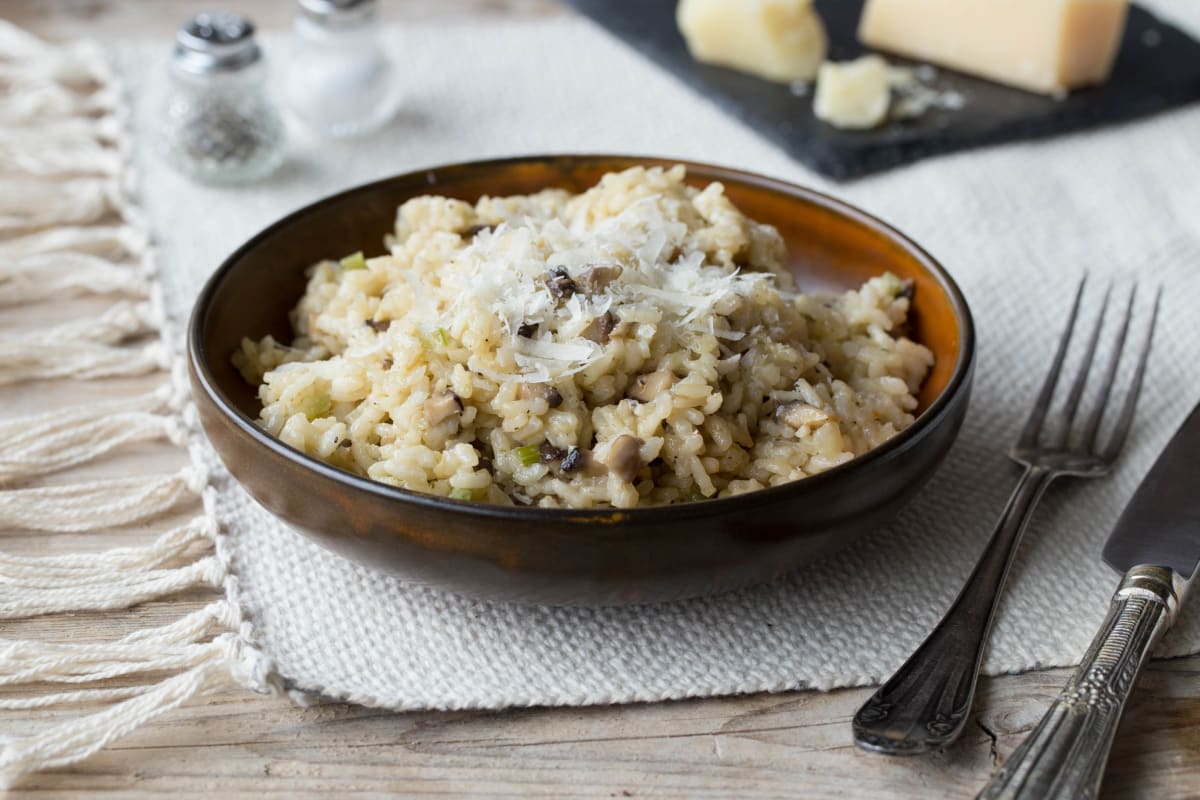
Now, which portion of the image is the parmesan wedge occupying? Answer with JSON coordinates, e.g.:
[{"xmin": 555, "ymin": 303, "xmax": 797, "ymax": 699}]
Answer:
[{"xmin": 859, "ymin": 0, "xmax": 1130, "ymax": 96}]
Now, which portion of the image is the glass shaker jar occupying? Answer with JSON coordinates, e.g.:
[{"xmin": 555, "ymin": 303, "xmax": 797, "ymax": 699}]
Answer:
[
  {"xmin": 286, "ymin": 0, "xmax": 398, "ymax": 138},
  {"xmin": 159, "ymin": 12, "xmax": 285, "ymax": 185}
]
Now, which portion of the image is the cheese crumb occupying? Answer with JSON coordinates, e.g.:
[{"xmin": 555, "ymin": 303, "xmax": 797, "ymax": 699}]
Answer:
[{"xmin": 813, "ymin": 55, "xmax": 892, "ymax": 130}]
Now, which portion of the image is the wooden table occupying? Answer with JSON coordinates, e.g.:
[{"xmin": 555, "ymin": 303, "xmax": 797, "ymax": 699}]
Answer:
[{"xmin": 4, "ymin": 2, "xmax": 1198, "ymax": 797}]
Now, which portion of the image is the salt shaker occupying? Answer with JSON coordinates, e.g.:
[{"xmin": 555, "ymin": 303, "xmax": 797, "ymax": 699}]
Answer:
[
  {"xmin": 159, "ymin": 12, "xmax": 285, "ymax": 185},
  {"xmin": 286, "ymin": 0, "xmax": 398, "ymax": 138}
]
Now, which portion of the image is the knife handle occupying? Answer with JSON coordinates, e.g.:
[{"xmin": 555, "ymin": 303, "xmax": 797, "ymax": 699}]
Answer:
[{"xmin": 977, "ymin": 565, "xmax": 1182, "ymax": 800}]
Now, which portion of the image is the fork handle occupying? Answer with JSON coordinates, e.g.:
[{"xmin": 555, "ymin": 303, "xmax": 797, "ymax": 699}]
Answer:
[
  {"xmin": 853, "ymin": 465, "xmax": 1055, "ymax": 754},
  {"xmin": 977, "ymin": 565, "xmax": 1181, "ymax": 800}
]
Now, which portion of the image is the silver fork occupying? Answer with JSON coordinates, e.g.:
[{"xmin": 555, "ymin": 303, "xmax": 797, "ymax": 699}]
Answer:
[{"xmin": 852, "ymin": 277, "xmax": 1161, "ymax": 756}]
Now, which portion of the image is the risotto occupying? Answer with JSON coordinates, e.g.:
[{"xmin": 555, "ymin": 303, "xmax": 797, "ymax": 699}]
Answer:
[{"xmin": 234, "ymin": 165, "xmax": 933, "ymax": 509}]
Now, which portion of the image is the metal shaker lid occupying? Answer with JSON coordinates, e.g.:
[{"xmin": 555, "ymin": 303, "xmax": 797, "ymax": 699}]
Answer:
[
  {"xmin": 173, "ymin": 11, "xmax": 262, "ymax": 75},
  {"xmin": 297, "ymin": 0, "xmax": 378, "ymax": 28}
]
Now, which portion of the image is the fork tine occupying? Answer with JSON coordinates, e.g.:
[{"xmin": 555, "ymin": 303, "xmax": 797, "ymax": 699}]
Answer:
[
  {"xmin": 1017, "ymin": 276, "xmax": 1086, "ymax": 450},
  {"xmin": 1079, "ymin": 286, "xmax": 1136, "ymax": 449},
  {"xmin": 1047, "ymin": 284, "xmax": 1111, "ymax": 449},
  {"xmin": 1101, "ymin": 286, "xmax": 1161, "ymax": 461}
]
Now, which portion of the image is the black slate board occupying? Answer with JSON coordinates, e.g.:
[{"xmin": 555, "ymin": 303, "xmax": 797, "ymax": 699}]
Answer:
[{"xmin": 565, "ymin": 0, "xmax": 1200, "ymax": 179}]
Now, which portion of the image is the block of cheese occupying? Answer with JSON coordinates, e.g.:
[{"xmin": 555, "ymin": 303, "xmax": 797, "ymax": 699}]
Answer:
[
  {"xmin": 813, "ymin": 56, "xmax": 893, "ymax": 130},
  {"xmin": 858, "ymin": 0, "xmax": 1130, "ymax": 95},
  {"xmin": 676, "ymin": 0, "xmax": 827, "ymax": 84}
]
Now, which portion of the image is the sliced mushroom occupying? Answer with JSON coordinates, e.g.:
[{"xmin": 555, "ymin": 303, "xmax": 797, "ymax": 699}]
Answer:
[
  {"xmin": 576, "ymin": 264, "xmax": 623, "ymax": 295},
  {"xmin": 560, "ymin": 447, "xmax": 585, "ymax": 473},
  {"xmin": 462, "ymin": 223, "xmax": 496, "ymax": 238},
  {"xmin": 518, "ymin": 382, "xmax": 563, "ymax": 408},
  {"xmin": 605, "ymin": 435, "xmax": 644, "ymax": 482},
  {"xmin": 628, "ymin": 369, "xmax": 676, "ymax": 403},
  {"xmin": 581, "ymin": 311, "xmax": 617, "ymax": 344},
  {"xmin": 364, "ymin": 318, "xmax": 391, "ymax": 332},
  {"xmin": 611, "ymin": 320, "xmax": 635, "ymax": 339},
  {"xmin": 423, "ymin": 390, "xmax": 463, "ymax": 426},
  {"xmin": 775, "ymin": 401, "xmax": 829, "ymax": 429},
  {"xmin": 539, "ymin": 441, "xmax": 566, "ymax": 463},
  {"xmin": 543, "ymin": 266, "xmax": 576, "ymax": 300}
]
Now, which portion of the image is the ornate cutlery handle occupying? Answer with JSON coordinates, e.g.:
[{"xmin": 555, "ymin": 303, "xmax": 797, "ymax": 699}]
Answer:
[
  {"xmin": 853, "ymin": 466, "xmax": 1054, "ymax": 754},
  {"xmin": 977, "ymin": 565, "xmax": 1182, "ymax": 800}
]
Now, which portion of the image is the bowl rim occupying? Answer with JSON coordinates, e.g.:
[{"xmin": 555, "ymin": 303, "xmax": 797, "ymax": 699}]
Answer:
[{"xmin": 188, "ymin": 153, "xmax": 976, "ymax": 525}]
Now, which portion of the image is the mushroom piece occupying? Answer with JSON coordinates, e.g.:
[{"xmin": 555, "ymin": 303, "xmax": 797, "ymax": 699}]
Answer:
[
  {"xmin": 543, "ymin": 266, "xmax": 576, "ymax": 300},
  {"xmin": 605, "ymin": 435, "xmax": 644, "ymax": 482},
  {"xmin": 775, "ymin": 401, "xmax": 829, "ymax": 429},
  {"xmin": 576, "ymin": 264, "xmax": 623, "ymax": 295},
  {"xmin": 462, "ymin": 223, "xmax": 496, "ymax": 238},
  {"xmin": 581, "ymin": 311, "xmax": 617, "ymax": 344},
  {"xmin": 628, "ymin": 369, "xmax": 676, "ymax": 403},
  {"xmin": 423, "ymin": 390, "xmax": 463, "ymax": 426},
  {"xmin": 539, "ymin": 442, "xmax": 566, "ymax": 463},
  {"xmin": 364, "ymin": 318, "xmax": 391, "ymax": 332},
  {"xmin": 560, "ymin": 446, "xmax": 585, "ymax": 473},
  {"xmin": 518, "ymin": 382, "xmax": 564, "ymax": 408},
  {"xmin": 611, "ymin": 320, "xmax": 636, "ymax": 339}
]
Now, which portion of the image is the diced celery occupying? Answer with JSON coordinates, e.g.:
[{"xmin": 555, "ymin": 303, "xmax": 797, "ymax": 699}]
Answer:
[
  {"xmin": 514, "ymin": 445, "xmax": 541, "ymax": 467},
  {"xmin": 449, "ymin": 487, "xmax": 481, "ymax": 501},
  {"xmin": 299, "ymin": 394, "xmax": 332, "ymax": 420},
  {"xmin": 340, "ymin": 251, "xmax": 367, "ymax": 271},
  {"xmin": 419, "ymin": 327, "xmax": 451, "ymax": 350}
]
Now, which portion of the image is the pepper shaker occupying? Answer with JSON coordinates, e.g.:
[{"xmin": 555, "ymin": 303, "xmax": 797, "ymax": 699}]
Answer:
[
  {"xmin": 286, "ymin": 0, "xmax": 398, "ymax": 138},
  {"xmin": 158, "ymin": 12, "xmax": 285, "ymax": 185}
]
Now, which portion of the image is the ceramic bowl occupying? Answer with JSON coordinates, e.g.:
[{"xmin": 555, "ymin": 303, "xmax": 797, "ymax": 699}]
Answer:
[{"xmin": 188, "ymin": 155, "xmax": 975, "ymax": 605}]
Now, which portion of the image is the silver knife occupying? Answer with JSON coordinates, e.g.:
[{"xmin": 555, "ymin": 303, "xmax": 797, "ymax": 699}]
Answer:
[{"xmin": 978, "ymin": 400, "xmax": 1200, "ymax": 800}]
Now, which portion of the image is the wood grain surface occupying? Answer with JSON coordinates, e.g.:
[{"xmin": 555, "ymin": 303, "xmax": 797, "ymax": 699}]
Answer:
[{"xmin": 3, "ymin": 1, "xmax": 1198, "ymax": 797}]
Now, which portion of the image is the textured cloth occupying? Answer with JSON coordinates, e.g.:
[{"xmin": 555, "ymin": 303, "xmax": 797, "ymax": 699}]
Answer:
[{"xmin": 120, "ymin": 2, "xmax": 1200, "ymax": 709}]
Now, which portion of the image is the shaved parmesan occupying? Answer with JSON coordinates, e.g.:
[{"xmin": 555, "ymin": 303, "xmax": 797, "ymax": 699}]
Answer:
[{"xmin": 516, "ymin": 338, "xmax": 598, "ymax": 363}]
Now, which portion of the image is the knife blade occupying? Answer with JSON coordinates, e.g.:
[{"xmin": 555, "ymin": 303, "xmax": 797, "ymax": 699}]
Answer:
[
  {"xmin": 1103, "ymin": 401, "xmax": 1200, "ymax": 579},
  {"xmin": 979, "ymin": 400, "xmax": 1200, "ymax": 800}
]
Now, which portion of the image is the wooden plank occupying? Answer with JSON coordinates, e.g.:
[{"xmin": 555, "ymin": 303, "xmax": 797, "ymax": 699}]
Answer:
[{"xmin": 2, "ymin": 659, "xmax": 1197, "ymax": 798}]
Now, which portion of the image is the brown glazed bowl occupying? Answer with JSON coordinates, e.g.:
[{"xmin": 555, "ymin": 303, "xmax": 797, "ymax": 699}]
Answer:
[{"xmin": 188, "ymin": 155, "xmax": 975, "ymax": 605}]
